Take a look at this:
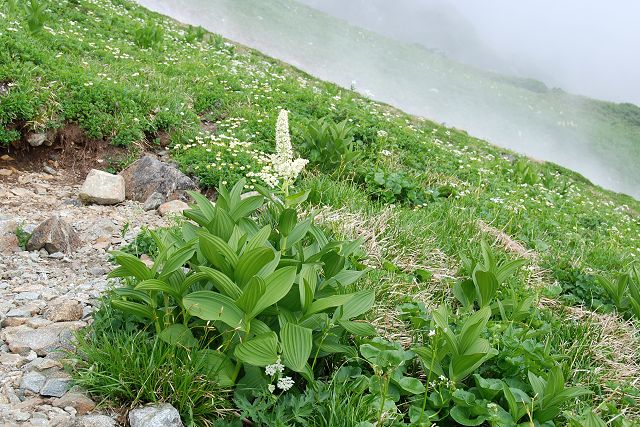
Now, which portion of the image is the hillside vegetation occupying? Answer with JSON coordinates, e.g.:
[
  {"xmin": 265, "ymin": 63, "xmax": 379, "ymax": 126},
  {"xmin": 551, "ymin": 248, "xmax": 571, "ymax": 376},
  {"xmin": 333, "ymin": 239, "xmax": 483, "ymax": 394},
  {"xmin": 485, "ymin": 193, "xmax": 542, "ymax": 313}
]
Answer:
[{"xmin": 1, "ymin": 0, "xmax": 640, "ymax": 425}]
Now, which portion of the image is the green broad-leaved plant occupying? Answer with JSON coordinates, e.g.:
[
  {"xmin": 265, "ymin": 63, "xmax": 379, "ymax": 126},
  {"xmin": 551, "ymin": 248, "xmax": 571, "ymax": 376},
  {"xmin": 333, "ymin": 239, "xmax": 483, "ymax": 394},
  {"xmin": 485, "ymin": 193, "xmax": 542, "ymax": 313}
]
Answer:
[{"xmin": 108, "ymin": 179, "xmax": 375, "ymax": 389}]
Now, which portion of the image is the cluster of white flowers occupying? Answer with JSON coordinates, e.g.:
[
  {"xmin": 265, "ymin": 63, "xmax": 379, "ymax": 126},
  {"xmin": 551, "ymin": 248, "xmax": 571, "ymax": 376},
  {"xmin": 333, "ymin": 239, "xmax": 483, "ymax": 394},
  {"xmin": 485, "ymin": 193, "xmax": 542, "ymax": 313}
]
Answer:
[
  {"xmin": 248, "ymin": 109, "xmax": 308, "ymax": 189},
  {"xmin": 264, "ymin": 357, "xmax": 285, "ymax": 377},
  {"xmin": 277, "ymin": 376, "xmax": 295, "ymax": 391},
  {"xmin": 377, "ymin": 130, "xmax": 388, "ymax": 138},
  {"xmin": 264, "ymin": 357, "xmax": 295, "ymax": 393}
]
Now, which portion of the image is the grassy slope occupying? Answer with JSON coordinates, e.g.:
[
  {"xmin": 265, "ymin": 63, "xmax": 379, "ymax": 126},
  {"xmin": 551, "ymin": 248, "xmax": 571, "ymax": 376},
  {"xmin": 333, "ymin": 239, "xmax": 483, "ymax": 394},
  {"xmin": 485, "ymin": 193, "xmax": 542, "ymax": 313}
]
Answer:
[
  {"xmin": 1, "ymin": 0, "xmax": 639, "ymax": 418},
  {"xmin": 137, "ymin": 0, "xmax": 640, "ymax": 198}
]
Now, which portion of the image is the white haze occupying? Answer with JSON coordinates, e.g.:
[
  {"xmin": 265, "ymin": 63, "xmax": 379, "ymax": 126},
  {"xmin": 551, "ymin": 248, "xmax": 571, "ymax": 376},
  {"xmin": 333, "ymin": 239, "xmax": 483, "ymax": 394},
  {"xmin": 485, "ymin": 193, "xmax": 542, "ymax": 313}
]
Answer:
[
  {"xmin": 135, "ymin": 0, "xmax": 640, "ymax": 199},
  {"xmin": 302, "ymin": 0, "xmax": 640, "ymax": 106}
]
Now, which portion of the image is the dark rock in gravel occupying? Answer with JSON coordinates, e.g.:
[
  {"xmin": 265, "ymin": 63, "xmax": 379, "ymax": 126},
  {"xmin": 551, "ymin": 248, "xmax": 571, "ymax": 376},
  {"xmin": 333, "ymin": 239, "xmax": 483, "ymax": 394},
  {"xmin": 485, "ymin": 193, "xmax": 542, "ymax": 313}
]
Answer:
[
  {"xmin": 26, "ymin": 216, "xmax": 81, "ymax": 254},
  {"xmin": 120, "ymin": 155, "xmax": 197, "ymax": 202}
]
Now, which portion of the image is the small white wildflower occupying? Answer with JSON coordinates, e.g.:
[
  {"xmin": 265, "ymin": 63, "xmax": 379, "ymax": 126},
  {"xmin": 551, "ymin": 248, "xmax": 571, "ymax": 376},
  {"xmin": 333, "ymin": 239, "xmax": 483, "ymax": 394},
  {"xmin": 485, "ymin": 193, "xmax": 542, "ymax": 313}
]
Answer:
[
  {"xmin": 277, "ymin": 376, "xmax": 294, "ymax": 391},
  {"xmin": 267, "ymin": 384, "xmax": 276, "ymax": 393},
  {"xmin": 264, "ymin": 357, "xmax": 285, "ymax": 376},
  {"xmin": 428, "ymin": 330, "xmax": 436, "ymax": 337},
  {"xmin": 381, "ymin": 149, "xmax": 392, "ymax": 156},
  {"xmin": 439, "ymin": 375, "xmax": 447, "ymax": 381},
  {"xmin": 377, "ymin": 130, "xmax": 388, "ymax": 138}
]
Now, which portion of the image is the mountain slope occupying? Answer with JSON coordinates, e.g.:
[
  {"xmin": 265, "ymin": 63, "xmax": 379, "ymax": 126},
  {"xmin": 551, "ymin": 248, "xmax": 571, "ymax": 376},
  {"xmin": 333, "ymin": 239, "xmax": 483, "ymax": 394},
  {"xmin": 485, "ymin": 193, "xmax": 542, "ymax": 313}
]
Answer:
[
  {"xmin": 137, "ymin": 0, "xmax": 640, "ymax": 199},
  {"xmin": 1, "ymin": 0, "xmax": 639, "ymax": 422}
]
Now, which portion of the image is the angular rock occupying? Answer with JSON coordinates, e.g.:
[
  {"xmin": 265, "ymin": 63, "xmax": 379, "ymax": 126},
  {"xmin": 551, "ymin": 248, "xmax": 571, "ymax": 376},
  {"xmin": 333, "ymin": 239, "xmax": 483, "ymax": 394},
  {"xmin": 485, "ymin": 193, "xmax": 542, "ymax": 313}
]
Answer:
[
  {"xmin": 3, "ymin": 322, "xmax": 85, "ymax": 356},
  {"xmin": 52, "ymin": 393, "xmax": 96, "ymax": 415},
  {"xmin": 129, "ymin": 403, "xmax": 184, "ymax": 427},
  {"xmin": 78, "ymin": 169, "xmax": 125, "ymax": 205},
  {"xmin": 45, "ymin": 300, "xmax": 83, "ymax": 322},
  {"xmin": 20, "ymin": 371, "xmax": 46, "ymax": 394},
  {"xmin": 143, "ymin": 191, "xmax": 165, "ymax": 211},
  {"xmin": 27, "ymin": 133, "xmax": 47, "ymax": 147},
  {"xmin": 120, "ymin": 155, "xmax": 197, "ymax": 202},
  {"xmin": 0, "ymin": 217, "xmax": 19, "ymax": 255},
  {"xmin": 157, "ymin": 200, "xmax": 189, "ymax": 217},
  {"xmin": 71, "ymin": 414, "xmax": 118, "ymax": 427},
  {"xmin": 41, "ymin": 375, "xmax": 72, "ymax": 397},
  {"xmin": 0, "ymin": 168, "xmax": 12, "ymax": 176},
  {"xmin": 26, "ymin": 215, "xmax": 81, "ymax": 254}
]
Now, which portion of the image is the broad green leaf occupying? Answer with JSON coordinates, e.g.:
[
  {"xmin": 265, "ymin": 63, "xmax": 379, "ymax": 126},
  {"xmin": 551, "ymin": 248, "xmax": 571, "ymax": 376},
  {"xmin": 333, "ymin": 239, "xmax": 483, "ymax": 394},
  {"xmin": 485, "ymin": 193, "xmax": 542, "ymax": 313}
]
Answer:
[
  {"xmin": 449, "ymin": 406, "xmax": 486, "ymax": 426},
  {"xmin": 473, "ymin": 270, "xmax": 498, "ymax": 307},
  {"xmin": 236, "ymin": 276, "xmax": 266, "ymax": 314},
  {"xmin": 157, "ymin": 244, "xmax": 195, "ymax": 278},
  {"xmin": 307, "ymin": 293, "xmax": 355, "ymax": 315},
  {"xmin": 110, "ymin": 251, "xmax": 153, "ymax": 280},
  {"xmin": 235, "ymin": 247, "xmax": 275, "ymax": 287},
  {"xmin": 113, "ymin": 288, "xmax": 154, "ymax": 305},
  {"xmin": 230, "ymin": 195, "xmax": 264, "ymax": 222},
  {"xmin": 234, "ymin": 332, "xmax": 279, "ymax": 366},
  {"xmin": 134, "ymin": 279, "xmax": 181, "ymax": 301},
  {"xmin": 459, "ymin": 306, "xmax": 491, "ymax": 354},
  {"xmin": 286, "ymin": 217, "xmax": 312, "ymax": 248},
  {"xmin": 453, "ymin": 279, "xmax": 476, "ymax": 308},
  {"xmin": 339, "ymin": 320, "xmax": 377, "ymax": 336},
  {"xmin": 111, "ymin": 300, "xmax": 154, "ymax": 319},
  {"xmin": 183, "ymin": 291, "xmax": 244, "ymax": 329},
  {"xmin": 319, "ymin": 341, "xmax": 358, "ymax": 357},
  {"xmin": 396, "ymin": 376, "xmax": 425, "ymax": 395},
  {"xmin": 187, "ymin": 190, "xmax": 216, "ymax": 221},
  {"xmin": 199, "ymin": 232, "xmax": 238, "ymax": 269},
  {"xmin": 159, "ymin": 324, "xmax": 198, "ymax": 348},
  {"xmin": 278, "ymin": 208, "xmax": 298, "ymax": 237},
  {"xmin": 198, "ymin": 349, "xmax": 235, "ymax": 387},
  {"xmin": 340, "ymin": 290, "xmax": 375, "ymax": 320},
  {"xmin": 280, "ymin": 323, "xmax": 312, "ymax": 372},
  {"xmin": 244, "ymin": 225, "xmax": 271, "ymax": 252},
  {"xmin": 197, "ymin": 266, "xmax": 242, "ymax": 299},
  {"xmin": 250, "ymin": 266, "xmax": 297, "ymax": 317}
]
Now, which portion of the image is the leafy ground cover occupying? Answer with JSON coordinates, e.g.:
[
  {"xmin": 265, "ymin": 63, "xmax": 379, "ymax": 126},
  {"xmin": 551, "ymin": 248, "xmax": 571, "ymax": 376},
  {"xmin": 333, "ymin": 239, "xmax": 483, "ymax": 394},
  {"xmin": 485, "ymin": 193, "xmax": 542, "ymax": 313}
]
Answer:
[{"xmin": 2, "ymin": 0, "xmax": 640, "ymax": 425}]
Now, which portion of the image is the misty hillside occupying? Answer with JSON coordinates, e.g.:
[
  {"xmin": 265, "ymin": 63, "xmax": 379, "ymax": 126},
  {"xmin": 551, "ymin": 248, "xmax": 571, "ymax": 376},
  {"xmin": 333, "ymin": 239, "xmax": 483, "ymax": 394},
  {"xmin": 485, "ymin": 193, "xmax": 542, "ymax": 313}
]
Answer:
[
  {"xmin": 138, "ymin": 0, "xmax": 640, "ymax": 199},
  {"xmin": 1, "ymin": 0, "xmax": 639, "ymax": 425}
]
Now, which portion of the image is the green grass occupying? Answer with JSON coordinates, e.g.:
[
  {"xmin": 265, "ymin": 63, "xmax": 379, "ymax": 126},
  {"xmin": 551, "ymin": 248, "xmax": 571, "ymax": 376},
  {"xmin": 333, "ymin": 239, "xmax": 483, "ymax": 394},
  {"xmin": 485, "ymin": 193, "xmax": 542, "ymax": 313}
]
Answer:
[{"xmin": 2, "ymin": 0, "xmax": 640, "ymax": 423}]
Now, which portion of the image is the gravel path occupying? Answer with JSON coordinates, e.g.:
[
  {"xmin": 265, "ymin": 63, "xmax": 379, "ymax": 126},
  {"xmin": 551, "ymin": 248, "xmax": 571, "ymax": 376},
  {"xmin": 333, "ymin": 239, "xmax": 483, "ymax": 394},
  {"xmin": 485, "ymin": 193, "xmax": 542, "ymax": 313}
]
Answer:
[{"xmin": 0, "ymin": 171, "xmax": 169, "ymax": 426}]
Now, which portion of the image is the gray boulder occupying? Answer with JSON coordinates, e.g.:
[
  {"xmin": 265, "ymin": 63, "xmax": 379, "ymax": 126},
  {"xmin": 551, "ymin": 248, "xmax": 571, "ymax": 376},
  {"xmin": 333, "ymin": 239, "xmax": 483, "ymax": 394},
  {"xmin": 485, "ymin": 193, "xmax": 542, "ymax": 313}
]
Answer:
[
  {"xmin": 0, "ymin": 217, "xmax": 19, "ymax": 255},
  {"xmin": 26, "ymin": 215, "xmax": 81, "ymax": 254},
  {"xmin": 79, "ymin": 169, "xmax": 126, "ymax": 205},
  {"xmin": 119, "ymin": 155, "xmax": 197, "ymax": 202},
  {"xmin": 129, "ymin": 403, "xmax": 183, "ymax": 427}
]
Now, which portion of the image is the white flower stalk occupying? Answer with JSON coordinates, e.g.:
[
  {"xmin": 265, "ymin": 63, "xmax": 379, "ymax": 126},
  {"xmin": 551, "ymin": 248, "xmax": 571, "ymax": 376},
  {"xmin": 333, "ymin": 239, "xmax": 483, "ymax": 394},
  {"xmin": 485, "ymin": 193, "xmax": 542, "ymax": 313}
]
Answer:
[
  {"xmin": 264, "ymin": 357, "xmax": 285, "ymax": 376},
  {"xmin": 249, "ymin": 110, "xmax": 308, "ymax": 195}
]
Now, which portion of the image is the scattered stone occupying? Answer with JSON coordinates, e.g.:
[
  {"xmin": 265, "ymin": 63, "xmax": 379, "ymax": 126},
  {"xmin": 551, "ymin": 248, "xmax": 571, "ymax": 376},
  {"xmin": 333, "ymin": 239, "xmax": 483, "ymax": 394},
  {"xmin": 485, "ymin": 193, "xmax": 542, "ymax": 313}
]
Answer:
[
  {"xmin": 71, "ymin": 414, "xmax": 118, "ymax": 427},
  {"xmin": 49, "ymin": 251, "xmax": 65, "ymax": 259},
  {"xmin": 16, "ymin": 291, "xmax": 41, "ymax": 301},
  {"xmin": 3, "ymin": 322, "xmax": 85, "ymax": 356},
  {"xmin": 11, "ymin": 187, "xmax": 32, "ymax": 197},
  {"xmin": 0, "ymin": 217, "xmax": 19, "ymax": 255},
  {"xmin": 40, "ymin": 375, "xmax": 72, "ymax": 397},
  {"xmin": 158, "ymin": 200, "xmax": 189, "ymax": 217},
  {"xmin": 0, "ymin": 352, "xmax": 25, "ymax": 367},
  {"xmin": 27, "ymin": 133, "xmax": 47, "ymax": 147},
  {"xmin": 140, "ymin": 253, "xmax": 154, "ymax": 268},
  {"xmin": 89, "ymin": 267, "xmax": 107, "ymax": 277},
  {"xmin": 129, "ymin": 403, "xmax": 184, "ymax": 427},
  {"xmin": 78, "ymin": 169, "xmax": 126, "ymax": 205},
  {"xmin": 143, "ymin": 191, "xmax": 165, "ymax": 211},
  {"xmin": 26, "ymin": 215, "xmax": 81, "ymax": 254},
  {"xmin": 45, "ymin": 300, "xmax": 83, "ymax": 322},
  {"xmin": 52, "ymin": 393, "xmax": 96, "ymax": 415},
  {"xmin": 20, "ymin": 371, "xmax": 47, "ymax": 394},
  {"xmin": 1, "ymin": 154, "xmax": 14, "ymax": 161},
  {"xmin": 43, "ymin": 165, "xmax": 57, "ymax": 175},
  {"xmin": 120, "ymin": 155, "xmax": 197, "ymax": 202},
  {"xmin": 0, "ymin": 168, "xmax": 12, "ymax": 176}
]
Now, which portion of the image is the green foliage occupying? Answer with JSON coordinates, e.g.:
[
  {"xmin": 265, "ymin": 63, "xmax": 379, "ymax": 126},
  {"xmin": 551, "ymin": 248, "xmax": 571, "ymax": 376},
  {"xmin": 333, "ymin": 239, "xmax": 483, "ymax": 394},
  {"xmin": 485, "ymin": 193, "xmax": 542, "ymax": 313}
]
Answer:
[
  {"xmin": 299, "ymin": 118, "xmax": 360, "ymax": 175},
  {"xmin": 15, "ymin": 225, "xmax": 31, "ymax": 250},
  {"xmin": 24, "ymin": 0, "xmax": 47, "ymax": 34},
  {"xmin": 185, "ymin": 25, "xmax": 206, "ymax": 44},
  {"xmin": 598, "ymin": 265, "xmax": 640, "ymax": 319},
  {"xmin": 0, "ymin": 129, "xmax": 20, "ymax": 146},
  {"xmin": 134, "ymin": 21, "xmax": 164, "ymax": 48},
  {"xmin": 107, "ymin": 180, "xmax": 375, "ymax": 392},
  {"xmin": 72, "ymin": 324, "xmax": 230, "ymax": 427},
  {"xmin": 365, "ymin": 170, "xmax": 429, "ymax": 205},
  {"xmin": 454, "ymin": 240, "xmax": 527, "ymax": 310},
  {"xmin": 119, "ymin": 226, "xmax": 158, "ymax": 258}
]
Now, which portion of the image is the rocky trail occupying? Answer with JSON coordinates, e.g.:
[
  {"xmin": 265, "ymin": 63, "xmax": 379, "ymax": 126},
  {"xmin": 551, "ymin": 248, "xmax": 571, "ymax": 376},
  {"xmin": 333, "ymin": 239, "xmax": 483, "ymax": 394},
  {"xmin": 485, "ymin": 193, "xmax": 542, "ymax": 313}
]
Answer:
[{"xmin": 0, "ymin": 154, "xmax": 195, "ymax": 427}]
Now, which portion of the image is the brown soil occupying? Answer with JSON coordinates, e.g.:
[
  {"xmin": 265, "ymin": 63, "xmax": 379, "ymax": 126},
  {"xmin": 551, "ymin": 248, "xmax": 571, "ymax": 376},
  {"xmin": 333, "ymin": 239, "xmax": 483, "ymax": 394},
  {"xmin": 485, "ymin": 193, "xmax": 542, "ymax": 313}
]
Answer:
[{"xmin": 0, "ymin": 124, "xmax": 130, "ymax": 184}]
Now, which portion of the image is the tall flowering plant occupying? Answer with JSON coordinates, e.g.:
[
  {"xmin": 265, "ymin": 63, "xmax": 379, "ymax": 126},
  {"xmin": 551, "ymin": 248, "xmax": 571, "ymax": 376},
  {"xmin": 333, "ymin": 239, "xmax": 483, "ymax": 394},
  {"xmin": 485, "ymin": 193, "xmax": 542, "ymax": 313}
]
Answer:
[{"xmin": 250, "ymin": 110, "xmax": 308, "ymax": 205}]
